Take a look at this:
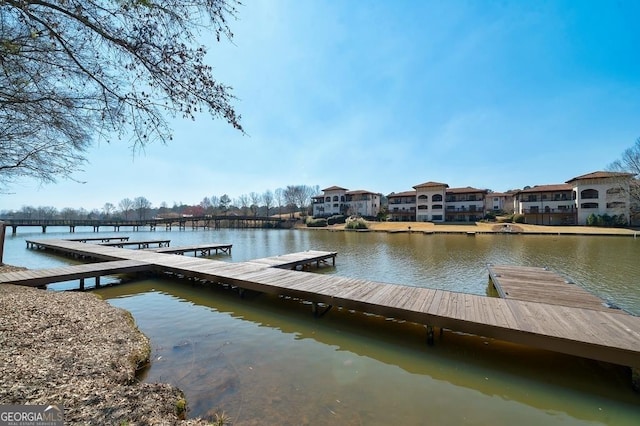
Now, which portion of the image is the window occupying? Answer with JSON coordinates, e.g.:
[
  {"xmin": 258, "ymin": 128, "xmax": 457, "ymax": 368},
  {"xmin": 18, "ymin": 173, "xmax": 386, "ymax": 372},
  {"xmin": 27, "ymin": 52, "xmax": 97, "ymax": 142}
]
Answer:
[
  {"xmin": 432, "ymin": 204, "xmax": 443, "ymax": 210},
  {"xmin": 433, "ymin": 194, "xmax": 443, "ymax": 202},
  {"xmin": 544, "ymin": 206, "xmax": 551, "ymax": 213},
  {"xmin": 325, "ymin": 197, "xmax": 330, "ymax": 202},
  {"xmin": 332, "ymin": 196, "xmax": 338, "ymax": 202},
  {"xmin": 418, "ymin": 205, "xmax": 428, "ymax": 210},
  {"xmin": 418, "ymin": 194, "xmax": 428, "ymax": 200},
  {"xmin": 580, "ymin": 189, "xmax": 599, "ymax": 200},
  {"xmin": 607, "ymin": 202, "xmax": 626, "ymax": 209},
  {"xmin": 581, "ymin": 202, "xmax": 598, "ymax": 209},
  {"xmin": 530, "ymin": 206, "xmax": 539, "ymax": 213},
  {"xmin": 607, "ymin": 187, "xmax": 623, "ymax": 195},
  {"xmin": 432, "ymin": 215, "xmax": 443, "ymax": 221},
  {"xmin": 527, "ymin": 195, "xmax": 538, "ymax": 202}
]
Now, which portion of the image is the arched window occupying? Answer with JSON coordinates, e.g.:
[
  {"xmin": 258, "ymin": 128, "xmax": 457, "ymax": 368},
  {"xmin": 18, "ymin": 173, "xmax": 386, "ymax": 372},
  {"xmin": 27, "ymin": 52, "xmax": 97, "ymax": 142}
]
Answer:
[
  {"xmin": 340, "ymin": 196, "xmax": 345, "ymax": 202},
  {"xmin": 544, "ymin": 206, "xmax": 551, "ymax": 213},
  {"xmin": 432, "ymin": 194, "xmax": 443, "ymax": 202},
  {"xmin": 418, "ymin": 194, "xmax": 428, "ymax": 200},
  {"xmin": 332, "ymin": 196, "xmax": 338, "ymax": 202},
  {"xmin": 607, "ymin": 187, "xmax": 624, "ymax": 195},
  {"xmin": 325, "ymin": 197, "xmax": 330, "ymax": 202},
  {"xmin": 580, "ymin": 189, "xmax": 599, "ymax": 200}
]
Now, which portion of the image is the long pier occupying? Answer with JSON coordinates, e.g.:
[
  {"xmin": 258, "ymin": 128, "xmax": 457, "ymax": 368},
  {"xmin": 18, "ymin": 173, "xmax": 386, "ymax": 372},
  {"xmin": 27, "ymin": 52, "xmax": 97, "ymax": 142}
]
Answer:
[
  {"xmin": 2, "ymin": 238, "xmax": 640, "ymax": 389},
  {"xmin": 1, "ymin": 215, "xmax": 287, "ymax": 234}
]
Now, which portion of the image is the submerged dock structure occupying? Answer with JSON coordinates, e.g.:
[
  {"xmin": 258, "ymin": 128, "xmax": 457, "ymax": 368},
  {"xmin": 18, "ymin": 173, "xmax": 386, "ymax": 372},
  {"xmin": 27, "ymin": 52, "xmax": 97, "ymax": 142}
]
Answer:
[{"xmin": 1, "ymin": 238, "xmax": 639, "ymax": 390}]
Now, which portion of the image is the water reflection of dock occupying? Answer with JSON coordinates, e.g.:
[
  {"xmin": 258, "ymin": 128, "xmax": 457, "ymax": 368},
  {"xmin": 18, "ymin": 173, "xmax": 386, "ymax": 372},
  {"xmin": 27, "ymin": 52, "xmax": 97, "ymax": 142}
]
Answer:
[{"xmin": 2, "ymin": 238, "xmax": 639, "ymax": 390}]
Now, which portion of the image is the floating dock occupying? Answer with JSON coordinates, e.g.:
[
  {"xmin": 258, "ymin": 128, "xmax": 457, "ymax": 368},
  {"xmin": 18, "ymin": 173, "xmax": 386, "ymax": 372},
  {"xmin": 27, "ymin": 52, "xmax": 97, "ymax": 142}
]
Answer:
[
  {"xmin": 2, "ymin": 238, "xmax": 640, "ymax": 389},
  {"xmin": 488, "ymin": 265, "xmax": 622, "ymax": 312}
]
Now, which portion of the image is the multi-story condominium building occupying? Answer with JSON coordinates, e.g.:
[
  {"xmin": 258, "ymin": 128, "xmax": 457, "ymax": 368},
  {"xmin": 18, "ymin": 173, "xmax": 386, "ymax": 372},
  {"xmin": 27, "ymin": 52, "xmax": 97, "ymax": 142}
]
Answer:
[
  {"xmin": 387, "ymin": 191, "xmax": 416, "ymax": 221},
  {"xmin": 414, "ymin": 181, "xmax": 448, "ymax": 222},
  {"xmin": 513, "ymin": 184, "xmax": 576, "ymax": 225},
  {"xmin": 445, "ymin": 187, "xmax": 488, "ymax": 222},
  {"xmin": 567, "ymin": 171, "xmax": 633, "ymax": 225},
  {"xmin": 312, "ymin": 186, "xmax": 381, "ymax": 218},
  {"xmin": 318, "ymin": 171, "xmax": 635, "ymax": 225},
  {"xmin": 487, "ymin": 191, "xmax": 516, "ymax": 214}
]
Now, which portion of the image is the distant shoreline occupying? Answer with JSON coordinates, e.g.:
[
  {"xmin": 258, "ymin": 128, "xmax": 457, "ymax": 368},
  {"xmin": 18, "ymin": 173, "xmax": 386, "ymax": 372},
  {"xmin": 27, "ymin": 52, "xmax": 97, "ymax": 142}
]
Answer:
[{"xmin": 299, "ymin": 220, "xmax": 640, "ymax": 237}]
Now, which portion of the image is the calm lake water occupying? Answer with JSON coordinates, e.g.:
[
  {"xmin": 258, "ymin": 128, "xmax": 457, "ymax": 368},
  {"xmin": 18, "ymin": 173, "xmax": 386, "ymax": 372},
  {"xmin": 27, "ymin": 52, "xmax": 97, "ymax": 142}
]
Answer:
[{"xmin": 3, "ymin": 227, "xmax": 640, "ymax": 425}]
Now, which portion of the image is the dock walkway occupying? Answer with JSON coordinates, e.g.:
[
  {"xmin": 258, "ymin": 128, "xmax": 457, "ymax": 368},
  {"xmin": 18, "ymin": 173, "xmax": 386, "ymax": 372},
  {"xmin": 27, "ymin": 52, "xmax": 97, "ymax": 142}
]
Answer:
[{"xmin": 3, "ymin": 238, "xmax": 640, "ymax": 387}]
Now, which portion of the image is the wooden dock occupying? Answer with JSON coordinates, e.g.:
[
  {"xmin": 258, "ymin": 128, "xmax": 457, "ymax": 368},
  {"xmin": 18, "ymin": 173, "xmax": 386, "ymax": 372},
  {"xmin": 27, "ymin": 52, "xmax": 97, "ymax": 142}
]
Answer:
[
  {"xmin": 244, "ymin": 250, "xmax": 337, "ymax": 269},
  {"xmin": 66, "ymin": 236, "xmax": 131, "ymax": 243},
  {"xmin": 0, "ymin": 259, "xmax": 151, "ymax": 289},
  {"xmin": 144, "ymin": 243, "xmax": 232, "ymax": 257},
  {"xmin": 98, "ymin": 239, "xmax": 171, "ymax": 249},
  {"xmin": 488, "ymin": 265, "xmax": 622, "ymax": 312},
  {"xmin": 4, "ymin": 238, "xmax": 640, "ymax": 389}
]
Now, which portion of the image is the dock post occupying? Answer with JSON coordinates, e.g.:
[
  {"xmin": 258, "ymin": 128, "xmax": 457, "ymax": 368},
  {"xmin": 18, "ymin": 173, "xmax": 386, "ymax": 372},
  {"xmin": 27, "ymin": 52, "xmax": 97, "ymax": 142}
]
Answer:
[
  {"xmin": 238, "ymin": 288, "xmax": 245, "ymax": 299},
  {"xmin": 426, "ymin": 325, "xmax": 435, "ymax": 346},
  {"xmin": 0, "ymin": 221, "xmax": 5, "ymax": 265},
  {"xmin": 312, "ymin": 302, "xmax": 318, "ymax": 317},
  {"xmin": 95, "ymin": 276, "xmax": 101, "ymax": 288},
  {"xmin": 79, "ymin": 278, "xmax": 85, "ymax": 291},
  {"xmin": 632, "ymin": 367, "xmax": 640, "ymax": 392}
]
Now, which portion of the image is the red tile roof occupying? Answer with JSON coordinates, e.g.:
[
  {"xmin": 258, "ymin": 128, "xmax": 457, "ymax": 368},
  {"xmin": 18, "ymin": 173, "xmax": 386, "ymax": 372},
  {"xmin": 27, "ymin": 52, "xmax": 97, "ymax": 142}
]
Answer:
[
  {"xmin": 413, "ymin": 181, "xmax": 449, "ymax": 189},
  {"xmin": 388, "ymin": 190, "xmax": 416, "ymax": 198},
  {"xmin": 517, "ymin": 184, "xmax": 573, "ymax": 194},
  {"xmin": 346, "ymin": 190, "xmax": 379, "ymax": 195},
  {"xmin": 446, "ymin": 186, "xmax": 488, "ymax": 194},
  {"xmin": 566, "ymin": 171, "xmax": 634, "ymax": 183},
  {"xmin": 322, "ymin": 186, "xmax": 348, "ymax": 192}
]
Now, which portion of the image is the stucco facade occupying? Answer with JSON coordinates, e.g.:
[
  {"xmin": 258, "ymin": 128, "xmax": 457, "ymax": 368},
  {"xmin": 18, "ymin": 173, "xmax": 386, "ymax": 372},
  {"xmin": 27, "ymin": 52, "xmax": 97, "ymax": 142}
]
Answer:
[
  {"xmin": 566, "ymin": 171, "xmax": 633, "ymax": 225},
  {"xmin": 312, "ymin": 186, "xmax": 381, "ymax": 218}
]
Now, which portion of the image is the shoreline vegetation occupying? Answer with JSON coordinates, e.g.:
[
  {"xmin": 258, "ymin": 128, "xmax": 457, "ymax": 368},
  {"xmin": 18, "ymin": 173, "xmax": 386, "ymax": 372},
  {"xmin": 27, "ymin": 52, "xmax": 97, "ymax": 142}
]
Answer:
[{"xmin": 0, "ymin": 222, "xmax": 636, "ymax": 423}]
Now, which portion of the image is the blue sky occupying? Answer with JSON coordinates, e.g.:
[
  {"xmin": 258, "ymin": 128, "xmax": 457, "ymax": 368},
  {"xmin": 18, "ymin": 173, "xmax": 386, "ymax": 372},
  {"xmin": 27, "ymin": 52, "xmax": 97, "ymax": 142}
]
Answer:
[{"xmin": 4, "ymin": 0, "xmax": 640, "ymax": 211}]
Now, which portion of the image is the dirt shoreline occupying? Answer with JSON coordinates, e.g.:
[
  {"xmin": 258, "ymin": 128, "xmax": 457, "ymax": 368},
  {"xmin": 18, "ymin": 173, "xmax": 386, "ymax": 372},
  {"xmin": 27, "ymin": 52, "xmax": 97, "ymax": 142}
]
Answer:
[{"xmin": 0, "ymin": 272, "xmax": 209, "ymax": 425}]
